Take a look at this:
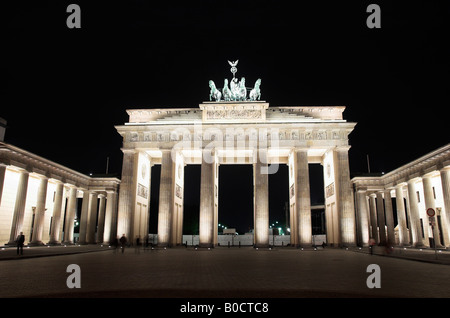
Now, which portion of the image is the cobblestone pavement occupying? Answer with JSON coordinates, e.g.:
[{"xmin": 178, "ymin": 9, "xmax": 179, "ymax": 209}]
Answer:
[{"xmin": 0, "ymin": 245, "xmax": 450, "ymax": 299}]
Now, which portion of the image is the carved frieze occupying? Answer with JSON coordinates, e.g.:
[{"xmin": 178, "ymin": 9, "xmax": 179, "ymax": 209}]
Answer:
[
  {"xmin": 206, "ymin": 109, "xmax": 262, "ymax": 120},
  {"xmin": 326, "ymin": 183, "xmax": 335, "ymax": 198},
  {"xmin": 137, "ymin": 183, "xmax": 148, "ymax": 199},
  {"xmin": 175, "ymin": 184, "xmax": 183, "ymax": 199}
]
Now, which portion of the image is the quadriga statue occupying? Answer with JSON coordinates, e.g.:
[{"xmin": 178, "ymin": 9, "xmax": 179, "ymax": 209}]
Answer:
[
  {"xmin": 209, "ymin": 80, "xmax": 222, "ymax": 101},
  {"xmin": 249, "ymin": 78, "xmax": 261, "ymax": 101}
]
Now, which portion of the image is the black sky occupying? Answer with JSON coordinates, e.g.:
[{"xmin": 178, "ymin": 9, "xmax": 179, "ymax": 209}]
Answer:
[{"xmin": 1, "ymin": 1, "xmax": 449, "ymax": 232}]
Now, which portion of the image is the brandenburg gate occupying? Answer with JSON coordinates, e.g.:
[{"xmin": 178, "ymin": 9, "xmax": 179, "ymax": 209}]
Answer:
[
  {"xmin": 115, "ymin": 105, "xmax": 357, "ymax": 248},
  {"xmin": 115, "ymin": 62, "xmax": 357, "ymax": 248}
]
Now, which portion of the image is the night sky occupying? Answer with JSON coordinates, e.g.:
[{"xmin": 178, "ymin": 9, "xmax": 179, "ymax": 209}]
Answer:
[{"xmin": 1, "ymin": 1, "xmax": 449, "ymax": 234}]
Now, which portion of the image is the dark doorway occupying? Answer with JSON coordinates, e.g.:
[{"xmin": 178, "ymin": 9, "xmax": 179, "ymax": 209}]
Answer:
[
  {"xmin": 219, "ymin": 165, "xmax": 253, "ymax": 234},
  {"xmin": 183, "ymin": 165, "xmax": 201, "ymax": 235}
]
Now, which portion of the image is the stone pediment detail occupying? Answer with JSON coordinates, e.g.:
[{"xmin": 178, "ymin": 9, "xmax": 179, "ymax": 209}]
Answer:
[
  {"xmin": 125, "ymin": 103, "xmax": 346, "ymax": 124},
  {"xmin": 199, "ymin": 102, "xmax": 268, "ymax": 122}
]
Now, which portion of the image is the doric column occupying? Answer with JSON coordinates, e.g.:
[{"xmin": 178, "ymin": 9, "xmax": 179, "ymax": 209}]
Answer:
[
  {"xmin": 96, "ymin": 194, "xmax": 106, "ymax": 243},
  {"xmin": 407, "ymin": 179, "xmax": 425, "ymax": 247},
  {"xmin": 254, "ymin": 148, "xmax": 270, "ymax": 248},
  {"xmin": 295, "ymin": 149, "xmax": 311, "ymax": 246},
  {"xmin": 86, "ymin": 192, "xmax": 98, "ymax": 244},
  {"xmin": 0, "ymin": 163, "xmax": 6, "ymax": 206},
  {"xmin": 384, "ymin": 189, "xmax": 396, "ymax": 246},
  {"xmin": 422, "ymin": 175, "xmax": 443, "ymax": 248},
  {"xmin": 376, "ymin": 192, "xmax": 387, "ymax": 245},
  {"xmin": 334, "ymin": 146, "xmax": 356, "ymax": 246},
  {"xmin": 48, "ymin": 181, "xmax": 64, "ymax": 245},
  {"xmin": 63, "ymin": 186, "xmax": 78, "ymax": 244},
  {"xmin": 78, "ymin": 190, "xmax": 90, "ymax": 244},
  {"xmin": 368, "ymin": 194, "xmax": 378, "ymax": 243},
  {"xmin": 355, "ymin": 189, "xmax": 370, "ymax": 247},
  {"xmin": 103, "ymin": 191, "xmax": 117, "ymax": 244},
  {"xmin": 395, "ymin": 184, "xmax": 409, "ymax": 245},
  {"xmin": 440, "ymin": 167, "xmax": 450, "ymax": 247},
  {"xmin": 117, "ymin": 150, "xmax": 137, "ymax": 239},
  {"xmin": 8, "ymin": 170, "xmax": 29, "ymax": 245},
  {"xmin": 29, "ymin": 176, "xmax": 49, "ymax": 246},
  {"xmin": 158, "ymin": 150, "xmax": 175, "ymax": 247},
  {"xmin": 199, "ymin": 149, "xmax": 215, "ymax": 248}
]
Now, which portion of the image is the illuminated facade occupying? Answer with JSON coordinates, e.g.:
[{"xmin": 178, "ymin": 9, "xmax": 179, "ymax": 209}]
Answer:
[
  {"xmin": 352, "ymin": 144, "xmax": 450, "ymax": 247},
  {"xmin": 0, "ymin": 142, "xmax": 120, "ymax": 246},
  {"xmin": 115, "ymin": 101, "xmax": 357, "ymax": 247}
]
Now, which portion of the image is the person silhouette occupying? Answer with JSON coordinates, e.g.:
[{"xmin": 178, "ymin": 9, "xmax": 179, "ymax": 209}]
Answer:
[
  {"xmin": 119, "ymin": 234, "xmax": 127, "ymax": 254},
  {"xmin": 16, "ymin": 232, "xmax": 25, "ymax": 255}
]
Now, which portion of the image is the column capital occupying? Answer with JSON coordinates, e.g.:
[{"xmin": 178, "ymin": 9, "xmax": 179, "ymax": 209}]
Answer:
[
  {"xmin": 335, "ymin": 145, "xmax": 351, "ymax": 152},
  {"xmin": 49, "ymin": 178, "xmax": 64, "ymax": 184},
  {"xmin": 422, "ymin": 171, "xmax": 438, "ymax": 179},
  {"xmin": 293, "ymin": 147, "xmax": 308, "ymax": 153},
  {"xmin": 355, "ymin": 186, "xmax": 368, "ymax": 193},
  {"xmin": 31, "ymin": 173, "xmax": 48, "ymax": 181},
  {"xmin": 407, "ymin": 177, "xmax": 422, "ymax": 184},
  {"xmin": 121, "ymin": 148, "xmax": 137, "ymax": 154},
  {"xmin": 440, "ymin": 166, "xmax": 450, "ymax": 173},
  {"xmin": 395, "ymin": 182, "xmax": 407, "ymax": 188},
  {"xmin": 17, "ymin": 167, "xmax": 30, "ymax": 175}
]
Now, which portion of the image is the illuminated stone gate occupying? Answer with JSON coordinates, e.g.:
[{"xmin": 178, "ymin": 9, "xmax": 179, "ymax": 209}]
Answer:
[{"xmin": 115, "ymin": 101, "xmax": 357, "ymax": 247}]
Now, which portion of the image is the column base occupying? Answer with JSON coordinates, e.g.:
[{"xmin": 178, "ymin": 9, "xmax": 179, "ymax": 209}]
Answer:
[
  {"xmin": 46, "ymin": 241, "xmax": 62, "ymax": 246},
  {"xmin": 28, "ymin": 241, "xmax": 45, "ymax": 247},
  {"xmin": 295, "ymin": 243, "xmax": 314, "ymax": 248},
  {"xmin": 198, "ymin": 243, "xmax": 214, "ymax": 248},
  {"xmin": 61, "ymin": 241, "xmax": 75, "ymax": 245},
  {"xmin": 338, "ymin": 243, "xmax": 357, "ymax": 248}
]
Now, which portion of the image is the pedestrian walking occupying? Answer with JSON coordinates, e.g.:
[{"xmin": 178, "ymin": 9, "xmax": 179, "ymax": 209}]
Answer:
[
  {"xmin": 112, "ymin": 236, "xmax": 119, "ymax": 254},
  {"xmin": 144, "ymin": 235, "xmax": 149, "ymax": 251},
  {"xmin": 135, "ymin": 236, "xmax": 140, "ymax": 254},
  {"xmin": 16, "ymin": 232, "xmax": 25, "ymax": 256},
  {"xmin": 369, "ymin": 237, "xmax": 376, "ymax": 255},
  {"xmin": 120, "ymin": 234, "xmax": 127, "ymax": 254}
]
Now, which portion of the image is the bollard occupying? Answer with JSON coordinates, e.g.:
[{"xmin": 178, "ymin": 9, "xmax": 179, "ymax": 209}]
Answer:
[{"xmin": 228, "ymin": 241, "xmax": 230, "ymax": 248}]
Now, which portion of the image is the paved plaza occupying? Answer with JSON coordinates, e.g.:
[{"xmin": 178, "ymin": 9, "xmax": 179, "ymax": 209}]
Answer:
[{"xmin": 1, "ymin": 245, "xmax": 450, "ymax": 299}]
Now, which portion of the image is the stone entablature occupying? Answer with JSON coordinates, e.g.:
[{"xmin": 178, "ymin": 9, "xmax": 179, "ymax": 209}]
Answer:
[
  {"xmin": 117, "ymin": 103, "xmax": 355, "ymax": 165},
  {"xmin": 126, "ymin": 104, "xmax": 346, "ymax": 124},
  {"xmin": 0, "ymin": 142, "xmax": 120, "ymax": 192},
  {"xmin": 117, "ymin": 124, "xmax": 355, "ymax": 145}
]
